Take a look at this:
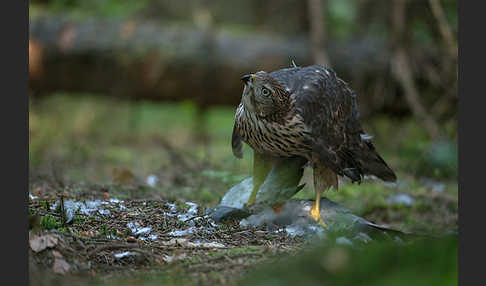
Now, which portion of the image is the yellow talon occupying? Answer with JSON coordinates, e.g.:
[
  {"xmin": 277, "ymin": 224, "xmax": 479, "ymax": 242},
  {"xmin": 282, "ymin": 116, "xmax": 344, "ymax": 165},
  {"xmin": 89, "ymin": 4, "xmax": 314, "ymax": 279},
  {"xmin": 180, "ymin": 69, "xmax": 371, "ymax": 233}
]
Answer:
[
  {"xmin": 310, "ymin": 160, "xmax": 337, "ymax": 229},
  {"xmin": 310, "ymin": 205, "xmax": 320, "ymax": 220},
  {"xmin": 310, "ymin": 200, "xmax": 328, "ymax": 228}
]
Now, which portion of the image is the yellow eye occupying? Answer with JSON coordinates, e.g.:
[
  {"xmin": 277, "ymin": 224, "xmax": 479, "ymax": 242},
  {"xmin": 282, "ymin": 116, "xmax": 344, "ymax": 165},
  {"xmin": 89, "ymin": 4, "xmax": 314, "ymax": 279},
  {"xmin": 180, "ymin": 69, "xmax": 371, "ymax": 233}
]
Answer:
[{"xmin": 262, "ymin": 87, "xmax": 271, "ymax": 96}]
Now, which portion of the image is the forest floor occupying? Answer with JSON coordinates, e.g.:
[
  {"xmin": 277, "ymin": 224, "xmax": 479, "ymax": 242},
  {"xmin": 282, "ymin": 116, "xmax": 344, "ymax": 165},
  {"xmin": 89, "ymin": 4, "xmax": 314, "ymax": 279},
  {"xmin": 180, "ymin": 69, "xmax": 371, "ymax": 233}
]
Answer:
[
  {"xmin": 29, "ymin": 184, "xmax": 305, "ymax": 286},
  {"xmin": 28, "ymin": 94, "xmax": 458, "ymax": 285}
]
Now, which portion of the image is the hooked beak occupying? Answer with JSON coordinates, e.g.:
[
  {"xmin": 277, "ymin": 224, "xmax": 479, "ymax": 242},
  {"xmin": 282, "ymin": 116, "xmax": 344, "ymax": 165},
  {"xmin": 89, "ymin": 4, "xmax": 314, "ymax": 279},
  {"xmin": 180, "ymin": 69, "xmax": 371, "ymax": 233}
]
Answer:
[{"xmin": 240, "ymin": 74, "xmax": 254, "ymax": 85}]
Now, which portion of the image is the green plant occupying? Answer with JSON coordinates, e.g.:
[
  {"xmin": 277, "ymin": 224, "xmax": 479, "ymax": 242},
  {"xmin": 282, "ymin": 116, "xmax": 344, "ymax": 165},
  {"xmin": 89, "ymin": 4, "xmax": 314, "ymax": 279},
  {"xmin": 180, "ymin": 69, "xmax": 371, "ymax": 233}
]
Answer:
[
  {"xmin": 100, "ymin": 224, "xmax": 107, "ymax": 235},
  {"xmin": 40, "ymin": 215, "xmax": 61, "ymax": 230}
]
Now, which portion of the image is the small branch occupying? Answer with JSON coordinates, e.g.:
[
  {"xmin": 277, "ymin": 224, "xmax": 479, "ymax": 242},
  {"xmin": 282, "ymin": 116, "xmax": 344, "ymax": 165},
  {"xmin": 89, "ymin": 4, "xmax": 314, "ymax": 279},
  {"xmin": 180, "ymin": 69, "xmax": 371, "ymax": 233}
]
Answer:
[
  {"xmin": 428, "ymin": 0, "xmax": 457, "ymax": 59},
  {"xmin": 59, "ymin": 193, "xmax": 66, "ymax": 227},
  {"xmin": 391, "ymin": 50, "xmax": 440, "ymax": 139},
  {"xmin": 390, "ymin": 0, "xmax": 441, "ymax": 139}
]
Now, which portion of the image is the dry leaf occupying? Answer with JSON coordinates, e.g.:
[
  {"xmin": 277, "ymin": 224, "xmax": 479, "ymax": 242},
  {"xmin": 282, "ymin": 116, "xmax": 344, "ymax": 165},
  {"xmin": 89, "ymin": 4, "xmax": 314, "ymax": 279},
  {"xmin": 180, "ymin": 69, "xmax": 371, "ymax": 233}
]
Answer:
[
  {"xmin": 53, "ymin": 258, "xmax": 70, "ymax": 274},
  {"xmin": 33, "ymin": 187, "xmax": 42, "ymax": 196},
  {"xmin": 52, "ymin": 250, "xmax": 63, "ymax": 259},
  {"xmin": 29, "ymin": 234, "xmax": 58, "ymax": 252}
]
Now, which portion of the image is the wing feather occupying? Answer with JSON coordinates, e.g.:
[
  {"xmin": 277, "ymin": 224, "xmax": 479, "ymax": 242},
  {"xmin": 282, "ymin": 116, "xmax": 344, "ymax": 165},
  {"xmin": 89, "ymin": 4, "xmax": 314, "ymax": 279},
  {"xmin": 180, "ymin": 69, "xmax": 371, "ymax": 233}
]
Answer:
[
  {"xmin": 231, "ymin": 123, "xmax": 243, "ymax": 158},
  {"xmin": 272, "ymin": 65, "xmax": 396, "ymax": 182}
]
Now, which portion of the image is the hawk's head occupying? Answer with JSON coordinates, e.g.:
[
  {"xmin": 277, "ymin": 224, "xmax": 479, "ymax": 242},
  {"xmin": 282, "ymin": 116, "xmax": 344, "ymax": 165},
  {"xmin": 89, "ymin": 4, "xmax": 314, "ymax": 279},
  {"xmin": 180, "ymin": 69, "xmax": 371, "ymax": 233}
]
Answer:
[{"xmin": 240, "ymin": 71, "xmax": 290, "ymax": 120}]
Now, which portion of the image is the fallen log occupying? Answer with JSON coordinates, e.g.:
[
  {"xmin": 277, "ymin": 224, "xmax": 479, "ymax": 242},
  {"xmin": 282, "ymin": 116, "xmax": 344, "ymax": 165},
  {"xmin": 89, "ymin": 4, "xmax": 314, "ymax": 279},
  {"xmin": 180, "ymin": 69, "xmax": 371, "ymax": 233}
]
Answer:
[{"xmin": 29, "ymin": 16, "xmax": 390, "ymax": 111}]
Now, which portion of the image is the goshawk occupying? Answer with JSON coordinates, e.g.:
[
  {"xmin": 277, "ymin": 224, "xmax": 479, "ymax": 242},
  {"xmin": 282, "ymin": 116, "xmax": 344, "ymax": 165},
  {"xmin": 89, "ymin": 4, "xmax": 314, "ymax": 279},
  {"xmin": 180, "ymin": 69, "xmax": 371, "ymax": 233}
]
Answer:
[{"xmin": 231, "ymin": 64, "xmax": 396, "ymax": 226}]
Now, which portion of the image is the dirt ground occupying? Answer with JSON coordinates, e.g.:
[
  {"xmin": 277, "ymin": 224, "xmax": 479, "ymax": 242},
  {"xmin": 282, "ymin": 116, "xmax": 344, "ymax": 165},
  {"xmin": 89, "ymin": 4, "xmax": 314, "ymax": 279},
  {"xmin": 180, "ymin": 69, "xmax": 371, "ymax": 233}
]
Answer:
[
  {"xmin": 28, "ymin": 183, "xmax": 307, "ymax": 286},
  {"xmin": 28, "ymin": 176, "xmax": 458, "ymax": 286}
]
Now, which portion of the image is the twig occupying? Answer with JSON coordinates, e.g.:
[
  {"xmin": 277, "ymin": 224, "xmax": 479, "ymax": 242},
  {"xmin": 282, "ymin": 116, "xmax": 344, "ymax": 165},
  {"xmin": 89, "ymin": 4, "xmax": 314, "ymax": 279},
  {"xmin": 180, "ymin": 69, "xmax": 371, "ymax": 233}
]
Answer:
[
  {"xmin": 391, "ymin": 50, "xmax": 440, "ymax": 139},
  {"xmin": 390, "ymin": 0, "xmax": 441, "ymax": 139},
  {"xmin": 87, "ymin": 243, "xmax": 144, "ymax": 258},
  {"xmin": 428, "ymin": 0, "xmax": 457, "ymax": 59},
  {"xmin": 59, "ymin": 193, "xmax": 66, "ymax": 227},
  {"xmin": 152, "ymin": 245, "xmax": 231, "ymax": 251}
]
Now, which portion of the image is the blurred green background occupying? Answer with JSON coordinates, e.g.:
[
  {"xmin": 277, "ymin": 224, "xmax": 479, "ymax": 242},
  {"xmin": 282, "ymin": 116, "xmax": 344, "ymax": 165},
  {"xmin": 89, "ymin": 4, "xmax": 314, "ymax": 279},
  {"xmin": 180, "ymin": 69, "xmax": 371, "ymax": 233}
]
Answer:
[{"xmin": 29, "ymin": 0, "xmax": 457, "ymax": 285}]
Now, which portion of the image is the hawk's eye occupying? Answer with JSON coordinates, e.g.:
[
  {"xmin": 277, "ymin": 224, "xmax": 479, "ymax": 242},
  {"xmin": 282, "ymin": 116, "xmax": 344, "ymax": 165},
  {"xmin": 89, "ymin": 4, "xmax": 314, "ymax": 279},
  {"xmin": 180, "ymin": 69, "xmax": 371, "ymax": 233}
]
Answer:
[{"xmin": 262, "ymin": 87, "xmax": 271, "ymax": 96}]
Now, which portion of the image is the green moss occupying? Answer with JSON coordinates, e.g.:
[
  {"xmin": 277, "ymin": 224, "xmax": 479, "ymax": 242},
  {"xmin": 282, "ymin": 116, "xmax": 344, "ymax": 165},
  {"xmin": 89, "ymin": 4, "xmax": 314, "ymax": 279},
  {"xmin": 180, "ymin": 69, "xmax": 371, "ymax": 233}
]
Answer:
[
  {"xmin": 205, "ymin": 246, "xmax": 261, "ymax": 259},
  {"xmin": 241, "ymin": 236, "xmax": 457, "ymax": 286},
  {"xmin": 226, "ymin": 246, "xmax": 261, "ymax": 256}
]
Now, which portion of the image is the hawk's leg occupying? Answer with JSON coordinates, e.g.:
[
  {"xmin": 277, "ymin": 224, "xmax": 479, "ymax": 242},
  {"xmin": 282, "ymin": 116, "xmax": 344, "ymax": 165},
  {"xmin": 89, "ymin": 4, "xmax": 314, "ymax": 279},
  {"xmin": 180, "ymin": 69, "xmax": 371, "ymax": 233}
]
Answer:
[
  {"xmin": 310, "ymin": 159, "xmax": 338, "ymax": 228},
  {"xmin": 247, "ymin": 151, "xmax": 273, "ymax": 205}
]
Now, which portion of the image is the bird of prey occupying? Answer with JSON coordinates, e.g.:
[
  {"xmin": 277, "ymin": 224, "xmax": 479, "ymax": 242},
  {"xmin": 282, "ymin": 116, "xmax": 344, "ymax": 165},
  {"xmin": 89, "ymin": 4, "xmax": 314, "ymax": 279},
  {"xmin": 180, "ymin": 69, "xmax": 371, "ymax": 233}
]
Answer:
[{"xmin": 231, "ymin": 64, "xmax": 396, "ymax": 226}]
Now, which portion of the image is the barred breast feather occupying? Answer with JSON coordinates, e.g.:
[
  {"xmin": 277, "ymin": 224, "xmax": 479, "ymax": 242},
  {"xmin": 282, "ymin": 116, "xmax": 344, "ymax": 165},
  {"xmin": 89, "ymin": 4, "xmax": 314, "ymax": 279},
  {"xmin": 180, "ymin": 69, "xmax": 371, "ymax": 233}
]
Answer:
[{"xmin": 234, "ymin": 101, "xmax": 312, "ymax": 158}]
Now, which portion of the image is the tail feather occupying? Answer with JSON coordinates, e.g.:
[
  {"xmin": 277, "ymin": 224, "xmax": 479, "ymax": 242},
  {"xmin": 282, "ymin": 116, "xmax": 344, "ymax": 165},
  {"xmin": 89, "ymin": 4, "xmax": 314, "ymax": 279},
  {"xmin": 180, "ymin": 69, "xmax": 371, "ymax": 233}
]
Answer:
[
  {"xmin": 350, "ymin": 141, "xmax": 397, "ymax": 183},
  {"xmin": 359, "ymin": 144, "xmax": 397, "ymax": 182},
  {"xmin": 312, "ymin": 139, "xmax": 396, "ymax": 184},
  {"xmin": 364, "ymin": 153, "xmax": 397, "ymax": 182}
]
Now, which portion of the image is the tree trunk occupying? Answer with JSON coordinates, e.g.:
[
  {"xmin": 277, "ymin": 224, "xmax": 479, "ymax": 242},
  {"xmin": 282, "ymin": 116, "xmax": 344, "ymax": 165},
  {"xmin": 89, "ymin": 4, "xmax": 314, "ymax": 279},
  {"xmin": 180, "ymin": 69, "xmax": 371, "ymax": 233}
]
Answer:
[{"xmin": 307, "ymin": 0, "xmax": 331, "ymax": 67}]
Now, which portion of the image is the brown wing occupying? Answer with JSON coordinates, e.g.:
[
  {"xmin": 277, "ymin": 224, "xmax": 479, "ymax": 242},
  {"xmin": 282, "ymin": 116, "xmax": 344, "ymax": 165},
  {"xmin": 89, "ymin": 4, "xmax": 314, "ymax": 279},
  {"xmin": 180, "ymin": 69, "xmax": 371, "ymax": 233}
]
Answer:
[
  {"xmin": 271, "ymin": 65, "xmax": 396, "ymax": 183},
  {"xmin": 231, "ymin": 123, "xmax": 243, "ymax": 158}
]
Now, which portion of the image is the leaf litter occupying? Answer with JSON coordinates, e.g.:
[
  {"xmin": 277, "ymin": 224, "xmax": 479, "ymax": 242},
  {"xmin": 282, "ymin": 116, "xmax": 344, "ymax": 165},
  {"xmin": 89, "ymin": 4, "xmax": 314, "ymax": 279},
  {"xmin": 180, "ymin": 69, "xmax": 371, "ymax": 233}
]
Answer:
[
  {"xmin": 28, "ymin": 179, "xmax": 456, "ymax": 284},
  {"xmin": 28, "ymin": 189, "xmax": 304, "ymax": 282}
]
